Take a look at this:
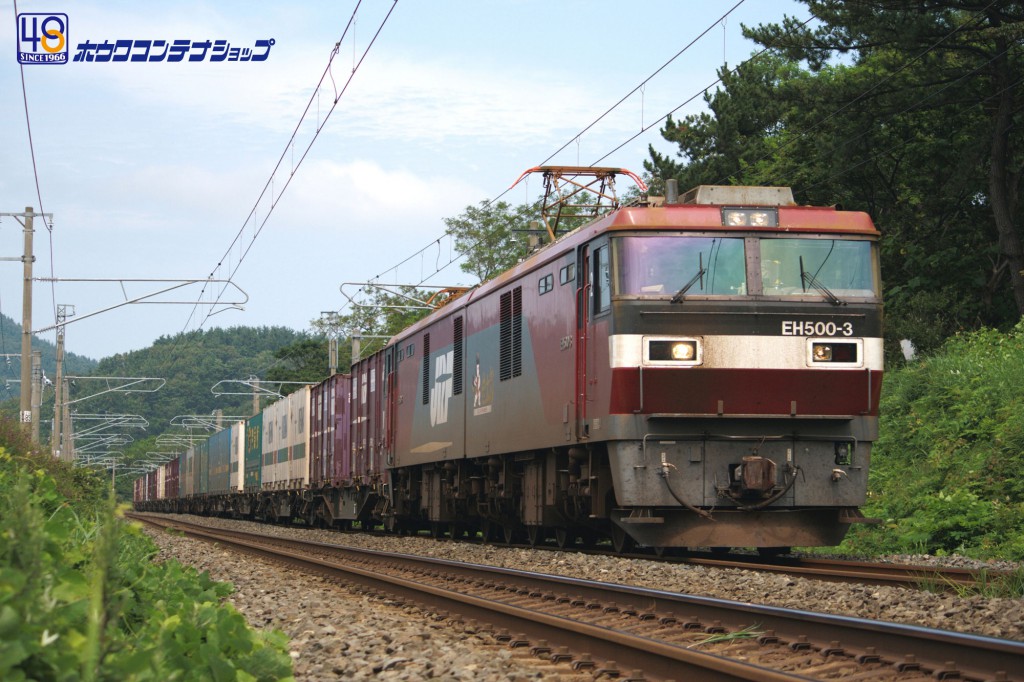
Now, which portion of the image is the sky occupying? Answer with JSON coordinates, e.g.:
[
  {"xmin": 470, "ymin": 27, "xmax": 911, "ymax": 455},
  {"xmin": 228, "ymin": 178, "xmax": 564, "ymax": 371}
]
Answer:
[{"xmin": 1, "ymin": 0, "xmax": 806, "ymax": 364}]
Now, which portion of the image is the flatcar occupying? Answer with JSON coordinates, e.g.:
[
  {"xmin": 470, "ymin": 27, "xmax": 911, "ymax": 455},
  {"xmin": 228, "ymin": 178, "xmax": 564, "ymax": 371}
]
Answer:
[{"xmin": 136, "ymin": 175, "xmax": 883, "ymax": 551}]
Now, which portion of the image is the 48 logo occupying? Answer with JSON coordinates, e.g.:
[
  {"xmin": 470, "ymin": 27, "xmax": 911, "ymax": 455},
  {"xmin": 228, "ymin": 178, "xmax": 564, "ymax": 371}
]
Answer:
[{"xmin": 17, "ymin": 13, "xmax": 69, "ymax": 65}]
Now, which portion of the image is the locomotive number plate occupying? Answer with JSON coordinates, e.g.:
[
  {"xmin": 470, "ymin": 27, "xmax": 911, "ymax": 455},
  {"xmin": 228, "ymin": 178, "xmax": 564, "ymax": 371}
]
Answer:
[{"xmin": 781, "ymin": 320, "xmax": 854, "ymax": 337}]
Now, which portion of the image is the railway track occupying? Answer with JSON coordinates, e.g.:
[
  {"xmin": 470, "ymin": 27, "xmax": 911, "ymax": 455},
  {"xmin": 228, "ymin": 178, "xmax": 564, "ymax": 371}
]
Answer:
[
  {"xmin": 132, "ymin": 513, "xmax": 1022, "ymax": 682},
  {"xmin": 659, "ymin": 553, "xmax": 1000, "ymax": 591}
]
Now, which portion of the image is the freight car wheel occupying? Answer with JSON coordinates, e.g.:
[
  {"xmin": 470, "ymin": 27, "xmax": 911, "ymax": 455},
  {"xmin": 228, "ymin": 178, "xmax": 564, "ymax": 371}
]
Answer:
[
  {"xmin": 479, "ymin": 519, "xmax": 498, "ymax": 542},
  {"xmin": 526, "ymin": 525, "xmax": 545, "ymax": 547},
  {"xmin": 554, "ymin": 528, "xmax": 576, "ymax": 549},
  {"xmin": 611, "ymin": 524, "xmax": 636, "ymax": 554},
  {"xmin": 502, "ymin": 524, "xmax": 522, "ymax": 545}
]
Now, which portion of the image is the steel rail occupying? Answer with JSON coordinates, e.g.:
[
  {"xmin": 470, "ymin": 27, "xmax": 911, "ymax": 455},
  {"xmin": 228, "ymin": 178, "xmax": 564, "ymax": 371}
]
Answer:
[
  {"xmin": 134, "ymin": 514, "xmax": 815, "ymax": 681},
  {"xmin": 131, "ymin": 514, "xmax": 1023, "ymax": 682}
]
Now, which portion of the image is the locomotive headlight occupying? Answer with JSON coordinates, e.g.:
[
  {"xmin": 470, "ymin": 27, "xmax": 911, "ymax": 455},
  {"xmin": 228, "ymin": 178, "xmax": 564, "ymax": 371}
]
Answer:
[
  {"xmin": 647, "ymin": 338, "xmax": 701, "ymax": 364},
  {"xmin": 809, "ymin": 341, "xmax": 860, "ymax": 364},
  {"xmin": 671, "ymin": 342, "xmax": 697, "ymax": 360}
]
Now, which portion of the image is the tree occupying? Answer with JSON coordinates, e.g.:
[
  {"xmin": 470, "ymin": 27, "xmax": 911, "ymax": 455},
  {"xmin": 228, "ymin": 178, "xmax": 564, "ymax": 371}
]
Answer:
[
  {"xmin": 744, "ymin": 1, "xmax": 1024, "ymax": 318},
  {"xmin": 646, "ymin": 1, "xmax": 1024, "ymax": 355},
  {"xmin": 443, "ymin": 200, "xmax": 537, "ymax": 282},
  {"xmin": 265, "ymin": 336, "xmax": 330, "ymax": 391}
]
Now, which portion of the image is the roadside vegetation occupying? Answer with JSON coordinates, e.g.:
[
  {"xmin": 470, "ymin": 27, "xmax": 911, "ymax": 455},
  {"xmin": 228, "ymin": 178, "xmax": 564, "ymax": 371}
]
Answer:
[
  {"xmin": 840, "ymin": 322, "xmax": 1024, "ymax": 563},
  {"xmin": 0, "ymin": 423, "xmax": 293, "ymax": 682}
]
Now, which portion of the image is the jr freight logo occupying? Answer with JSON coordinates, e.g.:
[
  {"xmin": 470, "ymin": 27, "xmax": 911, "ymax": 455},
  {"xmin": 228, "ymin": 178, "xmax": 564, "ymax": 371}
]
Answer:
[{"xmin": 17, "ymin": 13, "xmax": 68, "ymax": 65}]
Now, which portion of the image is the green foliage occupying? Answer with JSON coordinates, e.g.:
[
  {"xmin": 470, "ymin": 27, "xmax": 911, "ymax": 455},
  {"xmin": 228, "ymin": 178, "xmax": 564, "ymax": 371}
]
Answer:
[
  {"xmin": 841, "ymin": 323, "xmax": 1024, "ymax": 560},
  {"xmin": 647, "ymin": 1, "xmax": 1024, "ymax": 358},
  {"xmin": 265, "ymin": 337, "xmax": 330, "ymax": 394},
  {"xmin": 318, "ymin": 286, "xmax": 437, "ymax": 361},
  {"xmin": 0, "ymin": 313, "xmax": 98, "ymax": 405},
  {"xmin": 443, "ymin": 199, "xmax": 538, "ymax": 282},
  {"xmin": 0, "ymin": 448, "xmax": 293, "ymax": 681},
  {"xmin": 76, "ymin": 326, "xmax": 304, "ymax": 494}
]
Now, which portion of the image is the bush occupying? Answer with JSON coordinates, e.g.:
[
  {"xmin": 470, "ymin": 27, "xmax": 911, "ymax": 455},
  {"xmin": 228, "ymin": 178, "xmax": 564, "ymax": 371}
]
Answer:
[
  {"xmin": 841, "ymin": 322, "xmax": 1024, "ymax": 560},
  {"xmin": 0, "ymin": 449, "xmax": 293, "ymax": 681}
]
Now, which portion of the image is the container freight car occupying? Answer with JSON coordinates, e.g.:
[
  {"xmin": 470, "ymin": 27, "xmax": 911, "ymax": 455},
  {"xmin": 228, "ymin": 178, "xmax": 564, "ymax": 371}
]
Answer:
[{"xmin": 135, "ymin": 174, "xmax": 883, "ymax": 552}]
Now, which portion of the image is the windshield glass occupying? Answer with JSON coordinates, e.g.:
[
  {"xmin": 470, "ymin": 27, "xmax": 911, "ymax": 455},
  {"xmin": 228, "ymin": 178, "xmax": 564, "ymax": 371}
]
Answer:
[
  {"xmin": 615, "ymin": 236, "xmax": 746, "ymax": 296},
  {"xmin": 760, "ymin": 238, "xmax": 877, "ymax": 298}
]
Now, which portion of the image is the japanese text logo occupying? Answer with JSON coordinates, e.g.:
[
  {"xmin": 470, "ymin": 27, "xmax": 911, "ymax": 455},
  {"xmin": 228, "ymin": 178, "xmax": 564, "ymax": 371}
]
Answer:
[
  {"xmin": 17, "ymin": 13, "xmax": 68, "ymax": 65},
  {"xmin": 14, "ymin": 12, "xmax": 274, "ymax": 65}
]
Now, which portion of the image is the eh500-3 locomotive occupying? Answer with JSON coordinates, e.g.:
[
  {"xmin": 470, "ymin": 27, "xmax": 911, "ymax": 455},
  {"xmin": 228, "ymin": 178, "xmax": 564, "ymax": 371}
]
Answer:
[{"xmin": 136, "ymin": 171, "xmax": 882, "ymax": 552}]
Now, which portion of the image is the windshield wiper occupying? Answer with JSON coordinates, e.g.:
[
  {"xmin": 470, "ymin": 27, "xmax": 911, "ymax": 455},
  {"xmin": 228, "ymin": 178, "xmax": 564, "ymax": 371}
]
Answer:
[
  {"xmin": 671, "ymin": 253, "xmax": 706, "ymax": 303},
  {"xmin": 799, "ymin": 255, "xmax": 845, "ymax": 306}
]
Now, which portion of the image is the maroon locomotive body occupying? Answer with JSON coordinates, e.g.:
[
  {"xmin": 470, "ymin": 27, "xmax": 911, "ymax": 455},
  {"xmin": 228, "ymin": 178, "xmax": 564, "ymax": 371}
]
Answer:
[{"xmin": 136, "ymin": 181, "xmax": 882, "ymax": 551}]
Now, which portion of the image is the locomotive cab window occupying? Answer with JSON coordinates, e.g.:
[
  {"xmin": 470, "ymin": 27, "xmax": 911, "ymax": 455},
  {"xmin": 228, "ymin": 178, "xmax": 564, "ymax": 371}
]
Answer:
[
  {"xmin": 760, "ymin": 238, "xmax": 878, "ymax": 299},
  {"xmin": 616, "ymin": 236, "xmax": 746, "ymax": 298},
  {"xmin": 593, "ymin": 245, "xmax": 611, "ymax": 314}
]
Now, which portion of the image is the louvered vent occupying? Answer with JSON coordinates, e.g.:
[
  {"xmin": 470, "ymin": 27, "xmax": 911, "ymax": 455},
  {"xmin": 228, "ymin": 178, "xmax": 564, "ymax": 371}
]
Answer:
[
  {"xmin": 500, "ymin": 287, "xmax": 523, "ymax": 381},
  {"xmin": 453, "ymin": 316, "xmax": 464, "ymax": 396},
  {"xmin": 422, "ymin": 333, "xmax": 430, "ymax": 405}
]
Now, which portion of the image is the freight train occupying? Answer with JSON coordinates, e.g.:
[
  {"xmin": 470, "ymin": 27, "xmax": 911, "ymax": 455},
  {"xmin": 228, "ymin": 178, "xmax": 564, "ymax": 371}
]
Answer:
[{"xmin": 135, "ymin": 174, "xmax": 883, "ymax": 552}]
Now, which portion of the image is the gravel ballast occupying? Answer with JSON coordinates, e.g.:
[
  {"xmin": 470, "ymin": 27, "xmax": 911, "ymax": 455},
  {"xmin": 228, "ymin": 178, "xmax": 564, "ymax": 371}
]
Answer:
[{"xmin": 140, "ymin": 514, "xmax": 1024, "ymax": 680}]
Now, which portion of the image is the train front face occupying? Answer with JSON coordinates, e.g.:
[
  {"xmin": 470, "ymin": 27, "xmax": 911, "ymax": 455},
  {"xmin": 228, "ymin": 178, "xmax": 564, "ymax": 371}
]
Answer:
[{"xmin": 598, "ymin": 201, "xmax": 882, "ymax": 548}]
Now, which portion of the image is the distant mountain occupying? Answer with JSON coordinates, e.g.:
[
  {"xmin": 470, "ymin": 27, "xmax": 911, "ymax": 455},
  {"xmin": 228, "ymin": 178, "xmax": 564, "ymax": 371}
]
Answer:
[
  {"xmin": 0, "ymin": 313, "xmax": 97, "ymax": 401},
  {"xmin": 67, "ymin": 325, "xmax": 308, "ymax": 442}
]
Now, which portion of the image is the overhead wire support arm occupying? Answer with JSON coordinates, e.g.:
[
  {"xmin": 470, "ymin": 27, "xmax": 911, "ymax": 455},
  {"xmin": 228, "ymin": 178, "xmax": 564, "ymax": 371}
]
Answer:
[
  {"xmin": 210, "ymin": 380, "xmax": 316, "ymax": 399},
  {"xmin": 31, "ymin": 278, "xmax": 249, "ymax": 333},
  {"xmin": 62, "ymin": 376, "xmax": 166, "ymax": 406},
  {"xmin": 170, "ymin": 414, "xmax": 250, "ymax": 431},
  {"xmin": 339, "ymin": 282, "xmax": 472, "ymax": 312}
]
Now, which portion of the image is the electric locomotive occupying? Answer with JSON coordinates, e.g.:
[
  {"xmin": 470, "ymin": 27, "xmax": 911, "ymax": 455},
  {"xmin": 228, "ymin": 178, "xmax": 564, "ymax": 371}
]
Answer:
[
  {"xmin": 136, "ymin": 169, "xmax": 883, "ymax": 552},
  {"xmin": 381, "ymin": 171, "xmax": 882, "ymax": 550}
]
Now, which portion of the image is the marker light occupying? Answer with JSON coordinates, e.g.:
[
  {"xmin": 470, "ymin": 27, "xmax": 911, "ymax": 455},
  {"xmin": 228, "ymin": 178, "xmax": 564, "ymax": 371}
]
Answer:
[{"xmin": 722, "ymin": 207, "xmax": 778, "ymax": 227}]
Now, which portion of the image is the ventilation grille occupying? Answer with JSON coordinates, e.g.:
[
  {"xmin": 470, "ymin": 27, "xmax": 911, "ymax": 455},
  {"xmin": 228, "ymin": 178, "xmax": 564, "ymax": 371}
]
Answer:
[
  {"xmin": 500, "ymin": 287, "xmax": 522, "ymax": 381},
  {"xmin": 422, "ymin": 333, "xmax": 430, "ymax": 405},
  {"xmin": 453, "ymin": 316, "xmax": 464, "ymax": 396}
]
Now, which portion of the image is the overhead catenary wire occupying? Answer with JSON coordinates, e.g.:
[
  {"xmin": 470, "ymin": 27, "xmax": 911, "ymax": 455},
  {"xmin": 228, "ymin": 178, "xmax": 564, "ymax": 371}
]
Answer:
[
  {"xmin": 12, "ymin": 0, "xmax": 59, "ymax": 335},
  {"xmin": 363, "ymin": 3, "xmax": 1007, "ymax": 303},
  {"xmin": 160, "ymin": 0, "xmax": 398, "ymax": 376}
]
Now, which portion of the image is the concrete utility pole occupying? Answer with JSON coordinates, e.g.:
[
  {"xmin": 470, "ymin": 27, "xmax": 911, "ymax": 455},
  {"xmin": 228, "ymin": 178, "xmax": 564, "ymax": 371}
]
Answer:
[
  {"xmin": 21, "ymin": 208, "xmax": 34, "ymax": 433},
  {"xmin": 52, "ymin": 305, "xmax": 74, "ymax": 460},
  {"xmin": 320, "ymin": 311, "xmax": 341, "ymax": 376},
  {"xmin": 31, "ymin": 351, "xmax": 41, "ymax": 442},
  {"xmin": 251, "ymin": 376, "xmax": 260, "ymax": 416},
  {"xmin": 1, "ymin": 208, "xmax": 49, "ymax": 438}
]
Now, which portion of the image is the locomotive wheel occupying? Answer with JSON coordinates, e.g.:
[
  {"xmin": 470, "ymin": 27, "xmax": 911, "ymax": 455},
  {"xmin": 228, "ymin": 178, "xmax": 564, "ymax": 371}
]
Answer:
[
  {"xmin": 610, "ymin": 524, "xmax": 636, "ymax": 554},
  {"xmin": 554, "ymin": 528, "xmax": 576, "ymax": 549},
  {"xmin": 448, "ymin": 523, "xmax": 464, "ymax": 540},
  {"xmin": 526, "ymin": 525, "xmax": 545, "ymax": 547},
  {"xmin": 429, "ymin": 522, "xmax": 443, "ymax": 539}
]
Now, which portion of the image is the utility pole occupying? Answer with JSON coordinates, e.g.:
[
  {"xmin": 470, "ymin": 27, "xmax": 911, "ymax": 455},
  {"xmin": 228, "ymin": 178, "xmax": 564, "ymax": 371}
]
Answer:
[
  {"xmin": 251, "ymin": 376, "xmax": 260, "ymax": 416},
  {"xmin": 20, "ymin": 208, "xmax": 35, "ymax": 434},
  {"xmin": 320, "ymin": 311, "xmax": 341, "ymax": 376},
  {"xmin": 52, "ymin": 305, "xmax": 74, "ymax": 460},
  {"xmin": 1, "ymin": 208, "xmax": 48, "ymax": 437},
  {"xmin": 31, "ymin": 351, "xmax": 41, "ymax": 442}
]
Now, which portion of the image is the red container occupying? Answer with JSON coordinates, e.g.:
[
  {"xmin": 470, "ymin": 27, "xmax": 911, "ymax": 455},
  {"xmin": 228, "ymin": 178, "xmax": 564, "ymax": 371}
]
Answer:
[
  {"xmin": 310, "ymin": 373, "xmax": 351, "ymax": 487},
  {"xmin": 165, "ymin": 457, "xmax": 180, "ymax": 500}
]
